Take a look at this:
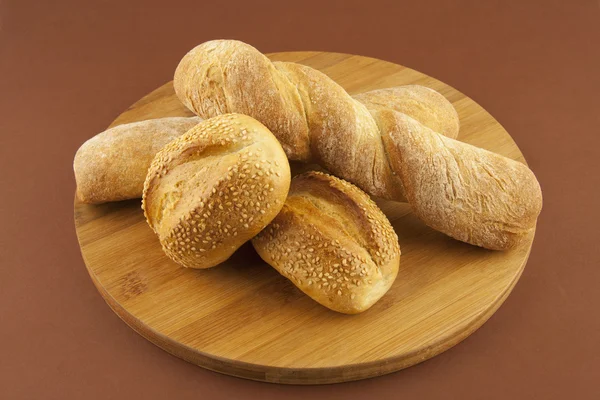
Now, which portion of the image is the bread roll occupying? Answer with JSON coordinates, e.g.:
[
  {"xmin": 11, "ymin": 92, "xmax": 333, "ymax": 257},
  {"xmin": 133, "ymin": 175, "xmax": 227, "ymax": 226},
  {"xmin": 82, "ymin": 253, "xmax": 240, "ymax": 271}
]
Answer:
[
  {"xmin": 252, "ymin": 172, "xmax": 400, "ymax": 314},
  {"xmin": 74, "ymin": 116, "xmax": 201, "ymax": 204},
  {"xmin": 142, "ymin": 113, "xmax": 291, "ymax": 269}
]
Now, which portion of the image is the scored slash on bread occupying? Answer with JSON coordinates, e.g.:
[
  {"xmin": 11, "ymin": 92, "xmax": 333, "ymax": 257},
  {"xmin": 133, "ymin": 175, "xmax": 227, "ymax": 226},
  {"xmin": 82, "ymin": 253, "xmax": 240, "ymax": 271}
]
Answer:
[
  {"xmin": 252, "ymin": 172, "xmax": 400, "ymax": 314},
  {"xmin": 142, "ymin": 113, "xmax": 291, "ymax": 269}
]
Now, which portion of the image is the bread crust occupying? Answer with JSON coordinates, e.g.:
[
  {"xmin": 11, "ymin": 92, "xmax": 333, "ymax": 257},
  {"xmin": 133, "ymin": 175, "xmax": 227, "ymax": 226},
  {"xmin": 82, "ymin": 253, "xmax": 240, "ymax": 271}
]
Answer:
[
  {"xmin": 376, "ymin": 109, "xmax": 541, "ymax": 249},
  {"xmin": 142, "ymin": 114, "xmax": 291, "ymax": 269},
  {"xmin": 353, "ymin": 85, "xmax": 460, "ymax": 139},
  {"xmin": 74, "ymin": 117, "xmax": 201, "ymax": 204},
  {"xmin": 252, "ymin": 172, "xmax": 400, "ymax": 314}
]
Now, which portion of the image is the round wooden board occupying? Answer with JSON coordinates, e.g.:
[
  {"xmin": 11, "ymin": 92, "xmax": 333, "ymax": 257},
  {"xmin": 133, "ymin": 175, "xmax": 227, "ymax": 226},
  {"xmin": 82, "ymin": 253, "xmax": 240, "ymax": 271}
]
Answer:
[{"xmin": 74, "ymin": 51, "xmax": 534, "ymax": 384}]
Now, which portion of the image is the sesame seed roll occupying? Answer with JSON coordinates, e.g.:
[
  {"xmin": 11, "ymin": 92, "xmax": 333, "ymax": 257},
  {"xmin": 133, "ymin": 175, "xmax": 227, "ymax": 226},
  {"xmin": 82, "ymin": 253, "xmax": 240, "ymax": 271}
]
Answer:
[
  {"xmin": 142, "ymin": 113, "xmax": 291, "ymax": 269},
  {"xmin": 252, "ymin": 172, "xmax": 400, "ymax": 314}
]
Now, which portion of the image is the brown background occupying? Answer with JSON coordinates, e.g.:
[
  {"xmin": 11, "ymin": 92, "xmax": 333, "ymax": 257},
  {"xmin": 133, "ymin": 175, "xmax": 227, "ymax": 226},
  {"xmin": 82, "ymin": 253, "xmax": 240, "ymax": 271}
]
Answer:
[{"xmin": 1, "ymin": 0, "xmax": 599, "ymax": 398}]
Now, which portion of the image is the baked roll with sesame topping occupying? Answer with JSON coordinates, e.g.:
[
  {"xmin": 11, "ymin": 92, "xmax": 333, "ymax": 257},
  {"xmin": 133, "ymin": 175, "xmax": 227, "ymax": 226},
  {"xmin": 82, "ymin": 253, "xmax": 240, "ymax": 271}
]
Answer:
[
  {"xmin": 252, "ymin": 172, "xmax": 401, "ymax": 314},
  {"xmin": 142, "ymin": 113, "xmax": 291, "ymax": 269}
]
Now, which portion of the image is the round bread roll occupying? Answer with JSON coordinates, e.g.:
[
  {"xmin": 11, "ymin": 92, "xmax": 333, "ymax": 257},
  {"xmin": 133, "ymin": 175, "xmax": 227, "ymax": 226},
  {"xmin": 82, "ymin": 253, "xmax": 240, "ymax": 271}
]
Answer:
[
  {"xmin": 252, "ymin": 172, "xmax": 400, "ymax": 314},
  {"xmin": 142, "ymin": 113, "xmax": 291, "ymax": 269}
]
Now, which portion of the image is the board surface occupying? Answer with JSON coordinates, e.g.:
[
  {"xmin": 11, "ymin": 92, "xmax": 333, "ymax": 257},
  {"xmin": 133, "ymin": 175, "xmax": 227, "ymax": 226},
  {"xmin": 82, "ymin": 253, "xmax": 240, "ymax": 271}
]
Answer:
[{"xmin": 74, "ymin": 51, "xmax": 534, "ymax": 384}]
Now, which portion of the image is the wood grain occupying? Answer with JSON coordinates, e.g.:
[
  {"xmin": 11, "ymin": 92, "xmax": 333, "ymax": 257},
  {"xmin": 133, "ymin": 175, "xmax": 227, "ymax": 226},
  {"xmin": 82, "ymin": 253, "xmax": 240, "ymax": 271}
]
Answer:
[{"xmin": 74, "ymin": 51, "xmax": 534, "ymax": 384}]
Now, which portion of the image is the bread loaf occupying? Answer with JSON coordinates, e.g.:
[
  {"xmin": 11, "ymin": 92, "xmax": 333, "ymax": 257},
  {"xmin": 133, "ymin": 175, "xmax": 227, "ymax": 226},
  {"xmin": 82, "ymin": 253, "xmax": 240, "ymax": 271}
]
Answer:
[
  {"xmin": 142, "ymin": 113, "xmax": 291, "ymax": 269},
  {"xmin": 74, "ymin": 116, "xmax": 201, "ymax": 204},
  {"xmin": 174, "ymin": 40, "xmax": 543, "ymax": 250},
  {"xmin": 252, "ymin": 172, "xmax": 400, "ymax": 314}
]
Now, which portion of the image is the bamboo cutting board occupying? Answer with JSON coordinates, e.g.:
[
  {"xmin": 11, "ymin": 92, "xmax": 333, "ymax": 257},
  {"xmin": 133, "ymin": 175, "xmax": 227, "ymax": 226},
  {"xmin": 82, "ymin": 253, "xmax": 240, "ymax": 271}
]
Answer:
[{"xmin": 74, "ymin": 51, "xmax": 535, "ymax": 384}]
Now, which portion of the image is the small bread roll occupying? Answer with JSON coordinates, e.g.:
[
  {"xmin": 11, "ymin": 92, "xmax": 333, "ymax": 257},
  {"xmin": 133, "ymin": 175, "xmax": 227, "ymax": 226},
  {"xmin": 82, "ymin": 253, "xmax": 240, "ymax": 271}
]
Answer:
[
  {"xmin": 252, "ymin": 172, "xmax": 400, "ymax": 314},
  {"xmin": 142, "ymin": 114, "xmax": 291, "ymax": 269}
]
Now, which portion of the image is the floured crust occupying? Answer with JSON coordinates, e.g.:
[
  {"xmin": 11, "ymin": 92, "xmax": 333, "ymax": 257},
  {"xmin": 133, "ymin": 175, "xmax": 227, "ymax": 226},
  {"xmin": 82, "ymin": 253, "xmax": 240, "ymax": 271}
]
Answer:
[
  {"xmin": 174, "ymin": 41, "xmax": 311, "ymax": 161},
  {"xmin": 74, "ymin": 116, "xmax": 201, "ymax": 204},
  {"xmin": 275, "ymin": 62, "xmax": 407, "ymax": 201},
  {"xmin": 376, "ymin": 109, "xmax": 542, "ymax": 249},
  {"xmin": 252, "ymin": 172, "xmax": 400, "ymax": 314},
  {"xmin": 353, "ymin": 85, "xmax": 460, "ymax": 139},
  {"xmin": 142, "ymin": 113, "xmax": 291, "ymax": 269}
]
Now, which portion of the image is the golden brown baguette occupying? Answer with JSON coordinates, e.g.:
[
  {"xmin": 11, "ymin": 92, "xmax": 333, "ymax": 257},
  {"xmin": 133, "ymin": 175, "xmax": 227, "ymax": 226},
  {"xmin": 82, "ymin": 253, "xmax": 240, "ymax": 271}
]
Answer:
[
  {"xmin": 252, "ymin": 172, "xmax": 400, "ymax": 314},
  {"xmin": 74, "ymin": 116, "xmax": 201, "ymax": 204},
  {"xmin": 142, "ymin": 113, "xmax": 291, "ymax": 269},
  {"xmin": 174, "ymin": 40, "xmax": 542, "ymax": 250}
]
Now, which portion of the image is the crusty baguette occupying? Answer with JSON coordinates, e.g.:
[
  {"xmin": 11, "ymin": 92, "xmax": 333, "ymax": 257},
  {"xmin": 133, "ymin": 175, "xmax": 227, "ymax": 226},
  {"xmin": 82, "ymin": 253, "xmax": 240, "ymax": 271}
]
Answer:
[
  {"xmin": 142, "ymin": 113, "xmax": 291, "ymax": 269},
  {"xmin": 252, "ymin": 172, "xmax": 400, "ymax": 314},
  {"xmin": 74, "ymin": 116, "xmax": 201, "ymax": 204},
  {"xmin": 174, "ymin": 40, "xmax": 542, "ymax": 250}
]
